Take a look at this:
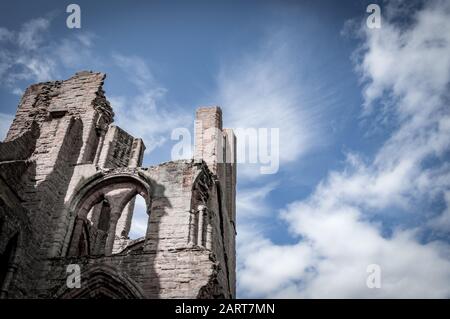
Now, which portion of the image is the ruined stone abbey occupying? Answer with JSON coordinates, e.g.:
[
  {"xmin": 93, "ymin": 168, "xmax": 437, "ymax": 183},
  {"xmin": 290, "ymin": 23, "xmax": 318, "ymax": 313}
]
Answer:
[{"xmin": 0, "ymin": 71, "xmax": 236, "ymax": 298}]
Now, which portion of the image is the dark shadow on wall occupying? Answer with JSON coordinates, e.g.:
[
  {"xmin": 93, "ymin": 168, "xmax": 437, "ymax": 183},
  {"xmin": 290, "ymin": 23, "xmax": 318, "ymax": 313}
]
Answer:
[
  {"xmin": 0, "ymin": 122, "xmax": 41, "ymax": 298},
  {"xmin": 0, "ymin": 121, "xmax": 40, "ymax": 162},
  {"xmin": 20, "ymin": 116, "xmax": 84, "ymax": 297}
]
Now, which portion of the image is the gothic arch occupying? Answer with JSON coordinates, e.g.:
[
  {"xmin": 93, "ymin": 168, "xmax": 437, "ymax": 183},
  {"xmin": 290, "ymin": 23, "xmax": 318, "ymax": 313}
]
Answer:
[
  {"xmin": 191, "ymin": 168, "xmax": 214, "ymax": 210},
  {"xmin": 72, "ymin": 172, "xmax": 151, "ymax": 218},
  {"xmin": 188, "ymin": 168, "xmax": 214, "ymax": 248},
  {"xmin": 57, "ymin": 265, "xmax": 145, "ymax": 299},
  {"xmin": 62, "ymin": 170, "xmax": 153, "ymax": 257}
]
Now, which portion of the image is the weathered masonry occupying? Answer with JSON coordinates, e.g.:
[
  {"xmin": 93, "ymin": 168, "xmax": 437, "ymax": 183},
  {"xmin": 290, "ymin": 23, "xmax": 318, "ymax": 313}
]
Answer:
[{"xmin": 0, "ymin": 71, "xmax": 236, "ymax": 298}]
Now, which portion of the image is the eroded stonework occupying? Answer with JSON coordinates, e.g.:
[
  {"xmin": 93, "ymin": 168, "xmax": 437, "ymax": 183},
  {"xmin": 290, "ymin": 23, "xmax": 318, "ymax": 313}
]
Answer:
[{"xmin": 0, "ymin": 71, "xmax": 236, "ymax": 298}]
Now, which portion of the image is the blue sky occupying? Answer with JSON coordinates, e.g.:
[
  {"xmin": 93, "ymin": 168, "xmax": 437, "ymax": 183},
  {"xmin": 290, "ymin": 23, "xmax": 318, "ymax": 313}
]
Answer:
[{"xmin": 1, "ymin": 0, "xmax": 450, "ymax": 298}]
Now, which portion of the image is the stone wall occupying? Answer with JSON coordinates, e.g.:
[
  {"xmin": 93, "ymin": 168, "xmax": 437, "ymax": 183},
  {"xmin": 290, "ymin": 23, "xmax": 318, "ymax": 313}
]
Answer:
[{"xmin": 0, "ymin": 71, "xmax": 236, "ymax": 299}]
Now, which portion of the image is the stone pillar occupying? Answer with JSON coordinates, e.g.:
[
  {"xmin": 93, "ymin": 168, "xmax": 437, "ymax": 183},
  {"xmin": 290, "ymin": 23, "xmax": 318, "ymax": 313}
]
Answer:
[
  {"xmin": 93, "ymin": 129, "xmax": 106, "ymax": 166},
  {"xmin": 104, "ymin": 209, "xmax": 120, "ymax": 256},
  {"xmin": 115, "ymin": 201, "xmax": 134, "ymax": 238},
  {"xmin": 197, "ymin": 205, "xmax": 207, "ymax": 247},
  {"xmin": 194, "ymin": 106, "xmax": 224, "ymax": 175},
  {"xmin": 188, "ymin": 209, "xmax": 198, "ymax": 246},
  {"xmin": 128, "ymin": 138, "xmax": 145, "ymax": 167},
  {"xmin": 206, "ymin": 213, "xmax": 213, "ymax": 250},
  {"xmin": 223, "ymin": 129, "xmax": 237, "ymax": 225},
  {"xmin": 97, "ymin": 125, "xmax": 116, "ymax": 168}
]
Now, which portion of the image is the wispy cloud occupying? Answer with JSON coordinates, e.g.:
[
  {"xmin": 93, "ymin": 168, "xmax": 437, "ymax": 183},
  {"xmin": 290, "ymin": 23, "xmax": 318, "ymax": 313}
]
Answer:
[
  {"xmin": 216, "ymin": 30, "xmax": 327, "ymax": 177},
  {"xmin": 112, "ymin": 54, "xmax": 156, "ymax": 90},
  {"xmin": 17, "ymin": 18, "xmax": 50, "ymax": 50},
  {"xmin": 237, "ymin": 182, "xmax": 278, "ymax": 220},
  {"xmin": 237, "ymin": 0, "xmax": 450, "ymax": 298},
  {"xmin": 0, "ymin": 17, "xmax": 189, "ymax": 157},
  {"xmin": 0, "ymin": 17, "xmax": 96, "ymax": 92},
  {"xmin": 55, "ymin": 33, "xmax": 97, "ymax": 68},
  {"xmin": 110, "ymin": 54, "xmax": 191, "ymax": 154},
  {"xmin": 0, "ymin": 27, "xmax": 13, "ymax": 42}
]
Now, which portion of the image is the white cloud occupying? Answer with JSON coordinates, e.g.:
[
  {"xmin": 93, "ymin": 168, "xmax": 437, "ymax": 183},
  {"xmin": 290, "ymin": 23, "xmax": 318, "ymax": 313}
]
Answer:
[
  {"xmin": 236, "ymin": 182, "xmax": 277, "ymax": 220},
  {"xmin": 0, "ymin": 17, "xmax": 56, "ymax": 84},
  {"xmin": 216, "ymin": 31, "xmax": 326, "ymax": 177},
  {"xmin": 237, "ymin": 0, "xmax": 450, "ymax": 298},
  {"xmin": 0, "ymin": 27, "xmax": 13, "ymax": 41},
  {"xmin": 110, "ymin": 54, "xmax": 191, "ymax": 154},
  {"xmin": 237, "ymin": 226, "xmax": 314, "ymax": 298},
  {"xmin": 428, "ymin": 191, "xmax": 450, "ymax": 233},
  {"xmin": 55, "ymin": 33, "xmax": 97, "ymax": 68},
  {"xmin": 12, "ymin": 88, "xmax": 23, "ymax": 96},
  {"xmin": 239, "ymin": 207, "xmax": 450, "ymax": 298},
  {"xmin": 0, "ymin": 18, "xmax": 185, "ymax": 157},
  {"xmin": 17, "ymin": 18, "xmax": 50, "ymax": 50},
  {"xmin": 0, "ymin": 17, "xmax": 95, "ymax": 89},
  {"xmin": 280, "ymin": 203, "xmax": 450, "ymax": 298},
  {"xmin": 112, "ymin": 54, "xmax": 155, "ymax": 90}
]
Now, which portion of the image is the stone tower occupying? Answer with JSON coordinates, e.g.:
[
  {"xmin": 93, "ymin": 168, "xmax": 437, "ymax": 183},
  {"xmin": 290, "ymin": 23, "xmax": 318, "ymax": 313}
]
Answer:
[{"xmin": 0, "ymin": 71, "xmax": 236, "ymax": 298}]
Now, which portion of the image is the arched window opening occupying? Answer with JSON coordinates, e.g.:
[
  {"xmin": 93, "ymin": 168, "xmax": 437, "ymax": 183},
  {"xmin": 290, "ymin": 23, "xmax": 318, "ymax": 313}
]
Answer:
[
  {"xmin": 113, "ymin": 194, "xmax": 149, "ymax": 254},
  {"xmin": 128, "ymin": 195, "xmax": 148, "ymax": 240},
  {"xmin": 65, "ymin": 175, "xmax": 151, "ymax": 257}
]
